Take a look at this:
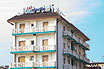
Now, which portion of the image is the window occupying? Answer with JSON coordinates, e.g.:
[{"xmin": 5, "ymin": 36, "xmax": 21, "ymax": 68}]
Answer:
[
  {"xmin": 63, "ymin": 43, "xmax": 65, "ymax": 49},
  {"xmin": 71, "ymin": 59, "xmax": 74, "ymax": 66},
  {"xmin": 31, "ymin": 24, "xmax": 34, "ymax": 27},
  {"xmin": 20, "ymin": 24, "xmax": 25, "ymax": 29},
  {"xmin": 71, "ymin": 30, "xmax": 74, "ymax": 37},
  {"xmin": 68, "ymin": 45, "xmax": 70, "ymax": 49},
  {"xmin": 68, "ymin": 56, "xmax": 70, "ymax": 64},
  {"xmin": 76, "ymin": 61, "xmax": 77, "ymax": 67},
  {"xmin": 42, "ymin": 55, "xmax": 48, "ymax": 62},
  {"xmin": 64, "ymin": 57, "xmax": 65, "ymax": 64},
  {"xmin": 18, "ymin": 56, "xmax": 25, "ymax": 62},
  {"xmin": 19, "ymin": 41, "xmax": 25, "ymax": 46},
  {"xmin": 30, "ymin": 56, "xmax": 34, "ymax": 61},
  {"xmin": 42, "ymin": 39, "xmax": 48, "ymax": 46},
  {"xmin": 63, "ymin": 26, "xmax": 65, "ymax": 31},
  {"xmin": 71, "ymin": 42, "xmax": 74, "ymax": 51},
  {"xmin": 19, "ymin": 24, "xmax": 25, "ymax": 33},
  {"xmin": 71, "ymin": 59, "xmax": 75, "ymax": 66},
  {"xmin": 31, "ymin": 40, "xmax": 34, "ymax": 45},
  {"xmin": 43, "ymin": 22, "xmax": 48, "ymax": 27},
  {"xmin": 79, "ymin": 62, "xmax": 81, "ymax": 68}
]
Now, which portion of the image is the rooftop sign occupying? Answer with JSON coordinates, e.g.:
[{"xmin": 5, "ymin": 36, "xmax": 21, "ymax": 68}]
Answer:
[{"xmin": 24, "ymin": 5, "xmax": 54, "ymax": 14}]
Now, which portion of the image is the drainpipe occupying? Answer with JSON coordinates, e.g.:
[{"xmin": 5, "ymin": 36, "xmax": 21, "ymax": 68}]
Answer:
[
  {"xmin": 56, "ymin": 19, "xmax": 58, "ymax": 69},
  {"xmin": 72, "ymin": 41, "xmax": 73, "ymax": 69},
  {"xmin": 56, "ymin": 18, "xmax": 62, "ymax": 69}
]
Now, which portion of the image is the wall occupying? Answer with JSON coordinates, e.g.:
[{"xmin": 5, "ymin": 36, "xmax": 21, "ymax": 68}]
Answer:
[
  {"xmin": 15, "ymin": 18, "xmax": 56, "ymax": 29},
  {"xmin": 16, "ymin": 52, "xmax": 56, "ymax": 63},
  {"xmin": 57, "ymin": 21, "xmax": 64, "ymax": 69}
]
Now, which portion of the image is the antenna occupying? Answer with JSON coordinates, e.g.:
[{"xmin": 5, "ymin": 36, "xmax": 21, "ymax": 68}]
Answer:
[{"xmin": 58, "ymin": 0, "xmax": 60, "ymax": 10}]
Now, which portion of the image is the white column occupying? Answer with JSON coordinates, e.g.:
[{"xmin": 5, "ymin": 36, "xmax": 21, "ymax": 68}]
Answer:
[
  {"xmin": 65, "ymin": 56, "xmax": 68, "ymax": 64},
  {"xmin": 54, "ymin": 33, "xmax": 56, "ymax": 45},
  {"xmin": 34, "ymin": 20, "xmax": 37, "ymax": 27},
  {"xmin": 13, "ymin": 54, "xmax": 16, "ymax": 63},
  {"xmin": 34, "ymin": 36, "xmax": 36, "ymax": 46},
  {"xmin": 65, "ymin": 39, "xmax": 68, "ymax": 49},
  {"xmin": 13, "ymin": 36, "xmax": 16, "ymax": 47}
]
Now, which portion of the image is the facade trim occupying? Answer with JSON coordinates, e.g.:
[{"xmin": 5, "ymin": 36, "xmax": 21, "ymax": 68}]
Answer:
[
  {"xmin": 12, "ymin": 31, "xmax": 56, "ymax": 36},
  {"xmin": 10, "ymin": 50, "xmax": 56, "ymax": 54},
  {"xmin": 10, "ymin": 66, "xmax": 56, "ymax": 69}
]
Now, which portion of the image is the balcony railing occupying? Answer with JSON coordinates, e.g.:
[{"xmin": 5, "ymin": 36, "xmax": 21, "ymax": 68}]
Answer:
[
  {"xmin": 64, "ymin": 31, "xmax": 89, "ymax": 50},
  {"xmin": 84, "ymin": 57, "xmax": 90, "ymax": 63},
  {"xmin": 12, "ymin": 26, "xmax": 56, "ymax": 34},
  {"xmin": 64, "ymin": 48, "xmax": 90, "ymax": 63},
  {"xmin": 79, "ymin": 55, "xmax": 90, "ymax": 63},
  {"xmin": 64, "ymin": 64, "xmax": 72, "ymax": 69},
  {"xmin": 11, "ymin": 45, "xmax": 56, "ymax": 52},
  {"xmin": 63, "ymin": 48, "xmax": 72, "ymax": 54},
  {"xmin": 11, "ymin": 61, "xmax": 56, "ymax": 68},
  {"xmin": 73, "ymin": 51, "xmax": 78, "ymax": 58},
  {"xmin": 73, "ymin": 66, "xmax": 77, "ymax": 69}
]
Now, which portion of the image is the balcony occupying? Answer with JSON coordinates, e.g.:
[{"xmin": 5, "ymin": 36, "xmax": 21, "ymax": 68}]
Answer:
[
  {"xmin": 73, "ymin": 66, "xmax": 77, "ymax": 69},
  {"xmin": 63, "ymin": 49, "xmax": 79, "ymax": 60},
  {"xmin": 73, "ymin": 51, "xmax": 78, "ymax": 58},
  {"xmin": 12, "ymin": 26, "xmax": 56, "ymax": 35},
  {"xmin": 84, "ymin": 57, "xmax": 90, "ymax": 63},
  {"xmin": 63, "ymin": 31, "xmax": 89, "ymax": 50},
  {"xmin": 63, "ymin": 48, "xmax": 72, "ymax": 55},
  {"xmin": 79, "ymin": 55, "xmax": 90, "ymax": 63},
  {"xmin": 64, "ymin": 64, "xmax": 72, "ymax": 69},
  {"xmin": 10, "ymin": 61, "xmax": 56, "ymax": 68},
  {"xmin": 11, "ymin": 45, "xmax": 56, "ymax": 54}
]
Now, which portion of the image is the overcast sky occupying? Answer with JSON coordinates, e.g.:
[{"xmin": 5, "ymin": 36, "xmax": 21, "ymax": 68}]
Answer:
[{"xmin": 0, "ymin": 0, "xmax": 104, "ymax": 65}]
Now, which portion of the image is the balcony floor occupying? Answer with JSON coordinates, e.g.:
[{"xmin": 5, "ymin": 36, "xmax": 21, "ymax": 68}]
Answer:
[
  {"xmin": 12, "ymin": 31, "xmax": 56, "ymax": 36},
  {"xmin": 10, "ymin": 66, "xmax": 56, "ymax": 69},
  {"xmin": 10, "ymin": 50, "xmax": 56, "ymax": 54}
]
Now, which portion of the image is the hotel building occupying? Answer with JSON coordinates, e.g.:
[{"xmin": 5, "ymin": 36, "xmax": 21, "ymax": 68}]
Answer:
[{"xmin": 7, "ymin": 12, "xmax": 90, "ymax": 69}]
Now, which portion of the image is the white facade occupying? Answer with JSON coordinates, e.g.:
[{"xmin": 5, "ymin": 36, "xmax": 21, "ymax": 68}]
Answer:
[{"xmin": 8, "ymin": 12, "xmax": 90, "ymax": 69}]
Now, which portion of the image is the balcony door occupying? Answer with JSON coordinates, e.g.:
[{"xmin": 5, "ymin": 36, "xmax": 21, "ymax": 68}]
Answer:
[
  {"xmin": 42, "ymin": 39, "xmax": 48, "ymax": 50},
  {"xmin": 42, "ymin": 55, "xmax": 48, "ymax": 66},
  {"xmin": 19, "ymin": 41, "xmax": 26, "ymax": 51},
  {"xmin": 18, "ymin": 56, "xmax": 25, "ymax": 67},
  {"xmin": 20, "ymin": 24, "xmax": 25, "ymax": 33},
  {"xmin": 18, "ymin": 56, "xmax": 25, "ymax": 63},
  {"xmin": 43, "ymin": 22, "xmax": 48, "ymax": 31}
]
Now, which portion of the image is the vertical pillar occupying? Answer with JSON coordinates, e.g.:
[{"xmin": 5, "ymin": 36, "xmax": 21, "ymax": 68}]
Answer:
[
  {"xmin": 13, "ymin": 36, "xmax": 16, "ymax": 47},
  {"xmin": 54, "ymin": 33, "xmax": 56, "ymax": 46},
  {"xmin": 77, "ymin": 61, "xmax": 79, "ymax": 69},
  {"xmin": 13, "ymin": 54, "xmax": 16, "ymax": 63},
  {"xmin": 65, "ymin": 39, "xmax": 68, "ymax": 49},
  {"xmin": 65, "ymin": 56, "xmax": 68, "ymax": 64},
  {"xmin": 34, "ymin": 36, "xmax": 36, "ymax": 46},
  {"xmin": 34, "ymin": 20, "xmax": 36, "ymax": 27}
]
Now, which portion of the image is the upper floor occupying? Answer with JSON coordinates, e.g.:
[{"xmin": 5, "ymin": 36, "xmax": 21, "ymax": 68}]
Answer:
[
  {"xmin": 12, "ymin": 18, "xmax": 56, "ymax": 35},
  {"xmin": 8, "ymin": 12, "xmax": 90, "ymax": 50}
]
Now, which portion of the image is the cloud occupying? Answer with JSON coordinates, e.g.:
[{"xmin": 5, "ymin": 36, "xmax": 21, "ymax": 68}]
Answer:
[{"xmin": 68, "ymin": 10, "xmax": 90, "ymax": 17}]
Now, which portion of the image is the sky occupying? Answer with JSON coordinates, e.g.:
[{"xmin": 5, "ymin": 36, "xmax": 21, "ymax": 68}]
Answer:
[{"xmin": 0, "ymin": 0, "xmax": 104, "ymax": 65}]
